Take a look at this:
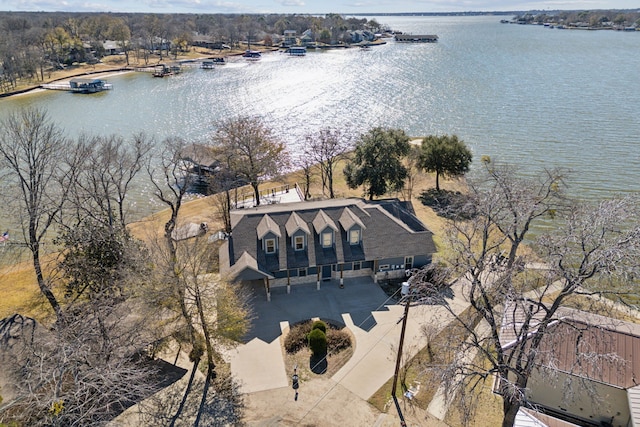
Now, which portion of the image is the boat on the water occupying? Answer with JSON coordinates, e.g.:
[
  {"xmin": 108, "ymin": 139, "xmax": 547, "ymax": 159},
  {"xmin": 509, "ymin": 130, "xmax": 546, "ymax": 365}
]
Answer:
[
  {"xmin": 243, "ymin": 50, "xmax": 262, "ymax": 60},
  {"xmin": 202, "ymin": 57, "xmax": 226, "ymax": 68}
]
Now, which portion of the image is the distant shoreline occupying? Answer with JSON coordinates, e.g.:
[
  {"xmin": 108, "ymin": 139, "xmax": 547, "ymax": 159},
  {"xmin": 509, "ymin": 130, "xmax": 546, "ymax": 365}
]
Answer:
[{"xmin": 351, "ymin": 8, "xmax": 639, "ymax": 16}]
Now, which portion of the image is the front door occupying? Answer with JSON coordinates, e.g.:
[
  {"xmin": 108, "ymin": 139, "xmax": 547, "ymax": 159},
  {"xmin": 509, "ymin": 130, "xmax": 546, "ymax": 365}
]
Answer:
[
  {"xmin": 322, "ymin": 264, "xmax": 332, "ymax": 280},
  {"xmin": 404, "ymin": 256, "xmax": 414, "ymax": 270}
]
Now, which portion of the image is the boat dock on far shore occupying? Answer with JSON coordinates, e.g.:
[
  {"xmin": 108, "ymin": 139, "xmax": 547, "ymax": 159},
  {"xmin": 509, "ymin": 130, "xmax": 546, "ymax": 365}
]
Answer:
[
  {"xmin": 41, "ymin": 77, "xmax": 113, "ymax": 93},
  {"xmin": 394, "ymin": 34, "xmax": 438, "ymax": 42}
]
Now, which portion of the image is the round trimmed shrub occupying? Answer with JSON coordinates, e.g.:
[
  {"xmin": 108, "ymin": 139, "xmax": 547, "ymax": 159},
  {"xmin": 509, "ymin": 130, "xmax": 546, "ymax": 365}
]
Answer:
[
  {"xmin": 308, "ymin": 328, "xmax": 327, "ymax": 356},
  {"xmin": 311, "ymin": 320, "xmax": 327, "ymax": 334}
]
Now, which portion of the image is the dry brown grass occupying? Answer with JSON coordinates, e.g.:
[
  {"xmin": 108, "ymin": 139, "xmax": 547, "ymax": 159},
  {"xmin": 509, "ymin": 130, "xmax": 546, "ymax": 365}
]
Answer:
[
  {"xmin": 443, "ymin": 356, "xmax": 504, "ymax": 427},
  {"xmin": 0, "ymin": 253, "xmax": 62, "ymax": 322}
]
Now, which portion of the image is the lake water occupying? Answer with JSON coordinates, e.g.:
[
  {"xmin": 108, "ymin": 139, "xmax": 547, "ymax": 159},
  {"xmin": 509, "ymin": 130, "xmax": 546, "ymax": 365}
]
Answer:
[{"xmin": 1, "ymin": 15, "xmax": 639, "ymax": 216}]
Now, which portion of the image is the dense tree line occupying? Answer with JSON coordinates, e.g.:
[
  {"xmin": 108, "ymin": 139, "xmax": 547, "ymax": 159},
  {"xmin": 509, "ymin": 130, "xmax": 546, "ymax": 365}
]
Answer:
[
  {"xmin": 0, "ymin": 11, "xmax": 384, "ymax": 91},
  {"xmin": 514, "ymin": 9, "xmax": 640, "ymax": 27}
]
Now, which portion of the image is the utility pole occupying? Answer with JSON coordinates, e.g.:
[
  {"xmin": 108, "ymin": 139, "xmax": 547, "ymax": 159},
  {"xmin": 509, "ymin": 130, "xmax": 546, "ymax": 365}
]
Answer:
[{"xmin": 391, "ymin": 293, "xmax": 411, "ymax": 427}]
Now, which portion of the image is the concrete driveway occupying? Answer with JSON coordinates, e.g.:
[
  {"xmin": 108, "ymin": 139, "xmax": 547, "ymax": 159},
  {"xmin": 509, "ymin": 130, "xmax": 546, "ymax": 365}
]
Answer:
[
  {"xmin": 244, "ymin": 277, "xmax": 393, "ymax": 343},
  {"xmin": 224, "ymin": 277, "xmax": 394, "ymax": 394},
  {"xmin": 224, "ymin": 277, "xmax": 469, "ymax": 400}
]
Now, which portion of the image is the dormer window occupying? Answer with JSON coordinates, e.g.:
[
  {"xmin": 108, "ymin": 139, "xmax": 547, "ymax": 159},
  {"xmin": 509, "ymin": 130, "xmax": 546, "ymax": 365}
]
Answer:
[
  {"xmin": 286, "ymin": 212, "xmax": 310, "ymax": 252},
  {"xmin": 313, "ymin": 209, "xmax": 339, "ymax": 249},
  {"xmin": 257, "ymin": 214, "xmax": 281, "ymax": 255},
  {"xmin": 322, "ymin": 230, "xmax": 333, "ymax": 248},
  {"xmin": 349, "ymin": 228, "xmax": 360, "ymax": 245},
  {"xmin": 265, "ymin": 238, "xmax": 276, "ymax": 254},
  {"xmin": 339, "ymin": 207, "xmax": 366, "ymax": 247}
]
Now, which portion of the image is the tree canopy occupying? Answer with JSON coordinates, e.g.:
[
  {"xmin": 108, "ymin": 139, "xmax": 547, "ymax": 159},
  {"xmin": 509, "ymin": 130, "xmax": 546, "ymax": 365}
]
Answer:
[
  {"xmin": 212, "ymin": 116, "xmax": 289, "ymax": 206},
  {"xmin": 343, "ymin": 127, "xmax": 410, "ymax": 200},
  {"xmin": 418, "ymin": 134, "xmax": 472, "ymax": 192}
]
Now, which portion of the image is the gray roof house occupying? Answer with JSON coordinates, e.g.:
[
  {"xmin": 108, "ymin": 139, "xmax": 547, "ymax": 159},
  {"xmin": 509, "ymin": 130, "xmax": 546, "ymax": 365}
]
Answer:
[{"xmin": 219, "ymin": 198, "xmax": 436, "ymax": 297}]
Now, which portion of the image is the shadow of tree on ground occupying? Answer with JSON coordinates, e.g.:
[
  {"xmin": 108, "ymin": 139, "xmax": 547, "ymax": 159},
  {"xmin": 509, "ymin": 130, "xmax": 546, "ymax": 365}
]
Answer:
[
  {"xmin": 419, "ymin": 189, "xmax": 475, "ymax": 220},
  {"xmin": 310, "ymin": 353, "xmax": 328, "ymax": 374}
]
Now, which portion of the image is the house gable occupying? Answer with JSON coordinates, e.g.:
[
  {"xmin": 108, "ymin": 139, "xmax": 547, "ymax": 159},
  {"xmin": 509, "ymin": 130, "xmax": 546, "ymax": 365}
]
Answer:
[
  {"xmin": 257, "ymin": 214, "xmax": 281, "ymax": 240},
  {"xmin": 286, "ymin": 211, "xmax": 310, "ymax": 251},
  {"xmin": 339, "ymin": 207, "xmax": 366, "ymax": 246}
]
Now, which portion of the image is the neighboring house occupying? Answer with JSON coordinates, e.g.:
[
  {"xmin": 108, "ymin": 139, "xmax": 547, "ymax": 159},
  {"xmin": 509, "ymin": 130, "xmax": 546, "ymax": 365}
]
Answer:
[
  {"xmin": 283, "ymin": 30, "xmax": 297, "ymax": 47},
  {"xmin": 102, "ymin": 40, "xmax": 124, "ymax": 55},
  {"xmin": 219, "ymin": 198, "xmax": 436, "ymax": 298},
  {"xmin": 498, "ymin": 307, "xmax": 640, "ymax": 427},
  {"xmin": 192, "ymin": 36, "xmax": 231, "ymax": 50},
  {"xmin": 349, "ymin": 30, "xmax": 376, "ymax": 43},
  {"xmin": 82, "ymin": 40, "xmax": 125, "ymax": 56},
  {"xmin": 300, "ymin": 29, "xmax": 315, "ymax": 46}
]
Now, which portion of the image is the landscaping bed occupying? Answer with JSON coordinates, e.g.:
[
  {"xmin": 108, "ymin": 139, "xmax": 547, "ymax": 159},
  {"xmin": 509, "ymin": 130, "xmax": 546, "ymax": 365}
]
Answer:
[{"xmin": 281, "ymin": 319, "xmax": 354, "ymax": 381}]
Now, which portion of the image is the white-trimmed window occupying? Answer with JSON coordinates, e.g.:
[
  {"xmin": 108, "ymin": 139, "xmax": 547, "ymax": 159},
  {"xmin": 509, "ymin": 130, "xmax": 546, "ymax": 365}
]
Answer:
[
  {"xmin": 322, "ymin": 231, "xmax": 333, "ymax": 248},
  {"xmin": 349, "ymin": 229, "xmax": 360, "ymax": 245},
  {"xmin": 353, "ymin": 261, "xmax": 361, "ymax": 271},
  {"xmin": 294, "ymin": 235, "xmax": 305, "ymax": 251},
  {"xmin": 299, "ymin": 268, "xmax": 307, "ymax": 277},
  {"xmin": 265, "ymin": 238, "xmax": 276, "ymax": 254}
]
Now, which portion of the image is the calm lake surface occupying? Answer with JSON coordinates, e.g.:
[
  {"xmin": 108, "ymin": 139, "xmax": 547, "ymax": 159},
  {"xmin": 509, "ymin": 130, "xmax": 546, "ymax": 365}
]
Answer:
[{"xmin": 1, "ymin": 15, "xmax": 639, "ymax": 218}]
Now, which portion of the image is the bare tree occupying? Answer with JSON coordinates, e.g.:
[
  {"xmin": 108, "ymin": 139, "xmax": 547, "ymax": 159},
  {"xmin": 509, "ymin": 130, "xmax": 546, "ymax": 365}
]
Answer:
[
  {"xmin": 0, "ymin": 304, "xmax": 162, "ymax": 426},
  {"xmin": 212, "ymin": 116, "xmax": 289, "ymax": 206},
  {"xmin": 176, "ymin": 236, "xmax": 252, "ymax": 426},
  {"xmin": 0, "ymin": 219, "xmax": 161, "ymax": 426},
  {"xmin": 303, "ymin": 128, "xmax": 352, "ymax": 198},
  {"xmin": 146, "ymin": 137, "xmax": 199, "ymax": 350},
  {"xmin": 0, "ymin": 107, "xmax": 83, "ymax": 321},
  {"xmin": 475, "ymin": 159, "xmax": 567, "ymax": 268},
  {"xmin": 145, "ymin": 137, "xmax": 223, "ymax": 424},
  {"xmin": 71, "ymin": 133, "xmax": 151, "ymax": 230},
  {"xmin": 294, "ymin": 154, "xmax": 314, "ymax": 201},
  {"xmin": 142, "ymin": 225, "xmax": 251, "ymax": 426},
  {"xmin": 411, "ymin": 165, "xmax": 640, "ymax": 427},
  {"xmin": 207, "ymin": 156, "xmax": 243, "ymax": 234}
]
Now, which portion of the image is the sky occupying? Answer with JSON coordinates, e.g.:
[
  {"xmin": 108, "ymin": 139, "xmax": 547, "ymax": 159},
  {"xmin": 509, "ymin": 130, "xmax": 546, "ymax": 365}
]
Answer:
[{"xmin": 0, "ymin": 0, "xmax": 637, "ymax": 15}]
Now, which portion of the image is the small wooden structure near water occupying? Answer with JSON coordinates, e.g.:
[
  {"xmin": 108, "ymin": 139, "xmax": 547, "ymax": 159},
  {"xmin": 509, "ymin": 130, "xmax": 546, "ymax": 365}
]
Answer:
[
  {"xmin": 395, "ymin": 34, "xmax": 438, "ymax": 43},
  {"xmin": 153, "ymin": 64, "xmax": 182, "ymax": 77}
]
